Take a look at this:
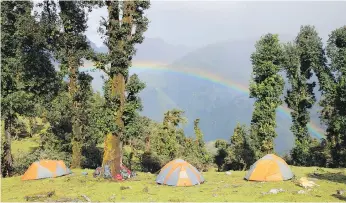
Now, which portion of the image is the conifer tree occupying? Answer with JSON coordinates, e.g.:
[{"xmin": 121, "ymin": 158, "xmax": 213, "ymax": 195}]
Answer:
[
  {"xmin": 193, "ymin": 118, "xmax": 210, "ymax": 166},
  {"xmin": 228, "ymin": 123, "xmax": 255, "ymax": 170},
  {"xmin": 283, "ymin": 26, "xmax": 323, "ymax": 165},
  {"xmin": 249, "ymin": 34, "xmax": 284, "ymax": 157},
  {"xmin": 324, "ymin": 26, "xmax": 346, "ymax": 167}
]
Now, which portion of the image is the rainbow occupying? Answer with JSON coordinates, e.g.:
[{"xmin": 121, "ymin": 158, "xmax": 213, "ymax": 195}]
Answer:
[{"xmin": 81, "ymin": 60, "xmax": 326, "ymax": 139}]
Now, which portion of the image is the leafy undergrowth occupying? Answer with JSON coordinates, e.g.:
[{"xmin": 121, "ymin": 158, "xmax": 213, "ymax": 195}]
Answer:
[
  {"xmin": 11, "ymin": 137, "xmax": 39, "ymax": 158},
  {"xmin": 1, "ymin": 167, "xmax": 345, "ymax": 202}
]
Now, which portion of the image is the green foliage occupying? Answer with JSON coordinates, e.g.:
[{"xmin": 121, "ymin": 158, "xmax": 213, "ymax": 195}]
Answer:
[
  {"xmin": 90, "ymin": 1, "xmax": 151, "ymax": 176},
  {"xmin": 123, "ymin": 74, "xmax": 146, "ymax": 141},
  {"xmin": 213, "ymin": 124, "xmax": 255, "ymax": 171},
  {"xmin": 163, "ymin": 109, "xmax": 187, "ymax": 129},
  {"xmin": 1, "ymin": 0, "xmax": 60, "ymax": 177},
  {"xmin": 282, "ymin": 26, "xmax": 322, "ymax": 166},
  {"xmin": 41, "ymin": 76, "xmax": 104, "ymax": 170},
  {"xmin": 214, "ymin": 139, "xmax": 230, "ymax": 171},
  {"xmin": 191, "ymin": 118, "xmax": 212, "ymax": 171},
  {"xmin": 323, "ymin": 26, "xmax": 346, "ymax": 167},
  {"xmin": 150, "ymin": 109, "xmax": 187, "ymax": 160},
  {"xmin": 38, "ymin": 0, "xmax": 101, "ymax": 169},
  {"xmin": 226, "ymin": 124, "xmax": 256, "ymax": 170},
  {"xmin": 249, "ymin": 34, "xmax": 285, "ymax": 157},
  {"xmin": 95, "ymin": 0, "xmax": 150, "ymax": 77},
  {"xmin": 280, "ymin": 25, "xmax": 346, "ymax": 168},
  {"xmin": 140, "ymin": 151, "xmax": 163, "ymax": 173},
  {"xmin": 308, "ymin": 138, "xmax": 333, "ymax": 167},
  {"xmin": 42, "ymin": 89, "xmax": 72, "ymax": 153},
  {"xmin": 12, "ymin": 148, "xmax": 71, "ymax": 176},
  {"xmin": 123, "ymin": 110, "xmax": 212, "ymax": 172}
]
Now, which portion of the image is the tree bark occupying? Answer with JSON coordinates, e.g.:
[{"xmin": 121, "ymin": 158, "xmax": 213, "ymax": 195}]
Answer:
[
  {"xmin": 69, "ymin": 63, "xmax": 82, "ymax": 169},
  {"xmin": 102, "ymin": 73, "xmax": 125, "ymax": 178},
  {"xmin": 145, "ymin": 135, "xmax": 150, "ymax": 152},
  {"xmin": 113, "ymin": 73, "xmax": 125, "ymax": 176},
  {"xmin": 102, "ymin": 133, "xmax": 122, "ymax": 178},
  {"xmin": 2, "ymin": 120, "xmax": 13, "ymax": 177}
]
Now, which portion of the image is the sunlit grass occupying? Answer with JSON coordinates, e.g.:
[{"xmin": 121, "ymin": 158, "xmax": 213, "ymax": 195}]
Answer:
[{"xmin": 1, "ymin": 166, "xmax": 345, "ymax": 202}]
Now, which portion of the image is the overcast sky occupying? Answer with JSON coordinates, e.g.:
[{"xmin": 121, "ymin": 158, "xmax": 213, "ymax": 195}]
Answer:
[{"xmin": 86, "ymin": 1, "xmax": 346, "ymax": 48}]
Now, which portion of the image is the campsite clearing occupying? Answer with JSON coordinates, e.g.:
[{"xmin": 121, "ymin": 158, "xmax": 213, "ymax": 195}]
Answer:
[{"xmin": 1, "ymin": 167, "xmax": 346, "ymax": 202}]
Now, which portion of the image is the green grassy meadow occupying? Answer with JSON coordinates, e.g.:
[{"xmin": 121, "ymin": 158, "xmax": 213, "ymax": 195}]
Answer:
[{"xmin": 1, "ymin": 166, "xmax": 346, "ymax": 202}]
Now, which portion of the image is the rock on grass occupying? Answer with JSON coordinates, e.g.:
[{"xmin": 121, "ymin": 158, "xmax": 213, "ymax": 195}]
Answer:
[
  {"xmin": 337, "ymin": 190, "xmax": 345, "ymax": 195},
  {"xmin": 120, "ymin": 186, "xmax": 132, "ymax": 190}
]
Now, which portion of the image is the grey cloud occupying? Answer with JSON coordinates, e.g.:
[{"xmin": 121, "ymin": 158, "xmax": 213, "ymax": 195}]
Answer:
[{"xmin": 86, "ymin": 1, "xmax": 346, "ymax": 47}]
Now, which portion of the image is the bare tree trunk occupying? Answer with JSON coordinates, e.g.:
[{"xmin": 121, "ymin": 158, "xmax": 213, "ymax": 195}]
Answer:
[
  {"xmin": 70, "ymin": 63, "xmax": 82, "ymax": 169},
  {"xmin": 2, "ymin": 120, "xmax": 13, "ymax": 177},
  {"xmin": 145, "ymin": 135, "xmax": 150, "ymax": 152},
  {"xmin": 114, "ymin": 73, "xmax": 125, "ymax": 176},
  {"xmin": 102, "ymin": 73, "xmax": 125, "ymax": 178}
]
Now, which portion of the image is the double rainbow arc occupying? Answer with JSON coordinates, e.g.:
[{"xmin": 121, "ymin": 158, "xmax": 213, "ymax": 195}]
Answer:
[{"xmin": 81, "ymin": 60, "xmax": 325, "ymax": 139}]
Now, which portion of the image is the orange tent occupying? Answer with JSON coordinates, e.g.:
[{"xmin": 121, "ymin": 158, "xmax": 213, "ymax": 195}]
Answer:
[
  {"xmin": 244, "ymin": 154, "xmax": 293, "ymax": 181},
  {"xmin": 21, "ymin": 160, "xmax": 72, "ymax": 181},
  {"xmin": 156, "ymin": 159, "xmax": 205, "ymax": 186}
]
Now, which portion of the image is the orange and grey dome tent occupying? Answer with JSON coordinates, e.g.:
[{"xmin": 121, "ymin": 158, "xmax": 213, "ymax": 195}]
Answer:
[
  {"xmin": 21, "ymin": 160, "xmax": 72, "ymax": 181},
  {"xmin": 156, "ymin": 159, "xmax": 204, "ymax": 187},
  {"xmin": 244, "ymin": 154, "xmax": 293, "ymax": 182}
]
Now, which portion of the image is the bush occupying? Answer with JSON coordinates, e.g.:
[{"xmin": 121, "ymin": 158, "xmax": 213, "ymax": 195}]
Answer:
[
  {"xmin": 122, "ymin": 146, "xmax": 145, "ymax": 171},
  {"xmin": 13, "ymin": 148, "xmax": 71, "ymax": 176},
  {"xmin": 81, "ymin": 145, "xmax": 103, "ymax": 169},
  {"xmin": 183, "ymin": 155, "xmax": 210, "ymax": 172},
  {"xmin": 282, "ymin": 153, "xmax": 293, "ymax": 165},
  {"xmin": 140, "ymin": 151, "xmax": 164, "ymax": 173},
  {"xmin": 308, "ymin": 139, "xmax": 333, "ymax": 167}
]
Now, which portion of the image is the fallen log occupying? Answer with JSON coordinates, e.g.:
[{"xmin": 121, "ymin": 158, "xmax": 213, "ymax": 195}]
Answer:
[{"xmin": 24, "ymin": 191, "xmax": 55, "ymax": 201}]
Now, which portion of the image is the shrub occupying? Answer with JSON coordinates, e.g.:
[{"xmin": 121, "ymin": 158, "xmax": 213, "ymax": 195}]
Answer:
[
  {"xmin": 123, "ymin": 146, "xmax": 145, "ymax": 171},
  {"xmin": 183, "ymin": 155, "xmax": 210, "ymax": 172},
  {"xmin": 12, "ymin": 148, "xmax": 71, "ymax": 176},
  {"xmin": 140, "ymin": 151, "xmax": 164, "ymax": 173},
  {"xmin": 81, "ymin": 145, "xmax": 103, "ymax": 169}
]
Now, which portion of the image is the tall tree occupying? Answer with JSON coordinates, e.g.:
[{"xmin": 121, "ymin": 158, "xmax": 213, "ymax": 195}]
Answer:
[
  {"xmin": 1, "ymin": 1, "xmax": 59, "ymax": 177},
  {"xmin": 194, "ymin": 118, "xmax": 203, "ymax": 142},
  {"xmin": 227, "ymin": 123, "xmax": 255, "ymax": 170},
  {"xmin": 283, "ymin": 25, "xmax": 323, "ymax": 165},
  {"xmin": 193, "ymin": 118, "xmax": 210, "ymax": 165},
  {"xmin": 39, "ymin": 1, "xmax": 98, "ymax": 168},
  {"xmin": 249, "ymin": 34, "xmax": 284, "ymax": 157},
  {"xmin": 156, "ymin": 109, "xmax": 186, "ymax": 159},
  {"xmin": 163, "ymin": 109, "xmax": 187, "ymax": 129},
  {"xmin": 123, "ymin": 74, "xmax": 146, "ymax": 143},
  {"xmin": 324, "ymin": 26, "xmax": 346, "ymax": 167},
  {"xmin": 214, "ymin": 140, "xmax": 229, "ymax": 172},
  {"xmin": 94, "ymin": 0, "xmax": 150, "ymax": 178}
]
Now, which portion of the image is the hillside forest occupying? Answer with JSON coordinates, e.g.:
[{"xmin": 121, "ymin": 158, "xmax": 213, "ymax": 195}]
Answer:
[{"xmin": 1, "ymin": 1, "xmax": 346, "ymax": 179}]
